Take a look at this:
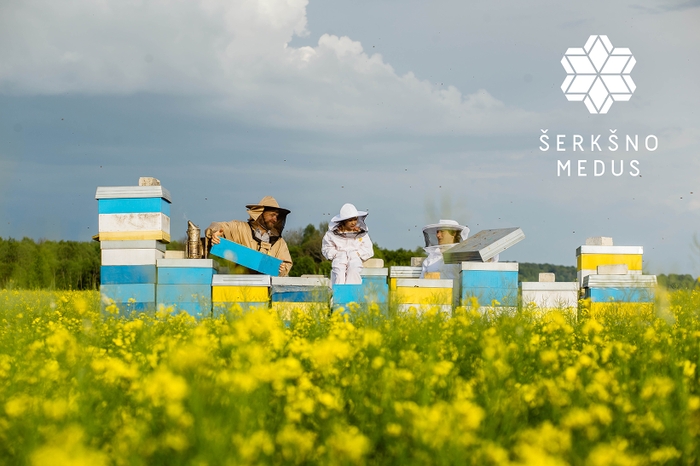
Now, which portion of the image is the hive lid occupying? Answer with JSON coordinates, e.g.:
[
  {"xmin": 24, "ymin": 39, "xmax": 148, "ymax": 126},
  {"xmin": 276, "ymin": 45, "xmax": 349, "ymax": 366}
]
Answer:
[
  {"xmin": 521, "ymin": 282, "xmax": 579, "ymax": 291},
  {"xmin": 212, "ymin": 275, "xmax": 271, "ymax": 286},
  {"xmin": 389, "ymin": 266, "xmax": 422, "ymax": 278},
  {"xmin": 271, "ymin": 277, "xmax": 331, "ymax": 287},
  {"xmin": 443, "ymin": 227, "xmax": 525, "ymax": 263},
  {"xmin": 576, "ymin": 245, "xmax": 643, "ymax": 255},
  {"xmin": 96, "ymin": 186, "xmax": 172, "ymax": 202},
  {"xmin": 395, "ymin": 278, "xmax": 453, "ymax": 288},
  {"xmin": 583, "ymin": 274, "xmax": 657, "ymax": 288},
  {"xmin": 361, "ymin": 268, "xmax": 389, "ymax": 276}
]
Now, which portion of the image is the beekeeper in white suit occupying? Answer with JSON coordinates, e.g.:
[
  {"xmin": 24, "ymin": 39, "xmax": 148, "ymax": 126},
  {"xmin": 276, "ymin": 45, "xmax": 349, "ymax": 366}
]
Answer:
[
  {"xmin": 420, "ymin": 219, "xmax": 470, "ymax": 281},
  {"xmin": 322, "ymin": 203, "xmax": 374, "ymax": 285}
]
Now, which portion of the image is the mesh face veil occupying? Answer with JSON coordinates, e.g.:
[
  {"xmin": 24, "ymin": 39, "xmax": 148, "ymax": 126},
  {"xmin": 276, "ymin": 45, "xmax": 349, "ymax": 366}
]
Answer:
[{"xmin": 422, "ymin": 220, "xmax": 469, "ymax": 247}]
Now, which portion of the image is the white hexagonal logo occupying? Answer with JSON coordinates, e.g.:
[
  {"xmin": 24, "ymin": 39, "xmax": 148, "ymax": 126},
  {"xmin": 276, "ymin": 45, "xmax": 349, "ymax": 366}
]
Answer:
[{"xmin": 561, "ymin": 35, "xmax": 636, "ymax": 114}]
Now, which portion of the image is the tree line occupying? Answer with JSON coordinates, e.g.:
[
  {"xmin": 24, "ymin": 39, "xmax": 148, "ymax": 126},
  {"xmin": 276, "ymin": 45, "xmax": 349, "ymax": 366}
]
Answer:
[
  {"xmin": 0, "ymin": 232, "xmax": 697, "ymax": 290},
  {"xmin": 0, "ymin": 238, "xmax": 100, "ymax": 290}
]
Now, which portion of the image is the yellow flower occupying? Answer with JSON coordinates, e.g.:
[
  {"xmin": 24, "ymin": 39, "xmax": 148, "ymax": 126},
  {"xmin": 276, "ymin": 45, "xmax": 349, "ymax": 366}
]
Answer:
[
  {"xmin": 326, "ymin": 425, "xmax": 370, "ymax": 464},
  {"xmin": 30, "ymin": 425, "xmax": 108, "ymax": 466}
]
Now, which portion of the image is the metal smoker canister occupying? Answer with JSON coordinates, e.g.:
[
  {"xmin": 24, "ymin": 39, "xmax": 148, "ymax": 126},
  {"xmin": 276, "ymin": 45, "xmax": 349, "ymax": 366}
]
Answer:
[{"xmin": 186, "ymin": 221, "xmax": 203, "ymax": 259}]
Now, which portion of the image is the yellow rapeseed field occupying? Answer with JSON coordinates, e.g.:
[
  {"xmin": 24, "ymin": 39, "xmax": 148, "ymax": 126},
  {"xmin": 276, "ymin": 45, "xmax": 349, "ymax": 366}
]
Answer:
[{"xmin": 1, "ymin": 289, "xmax": 700, "ymax": 465}]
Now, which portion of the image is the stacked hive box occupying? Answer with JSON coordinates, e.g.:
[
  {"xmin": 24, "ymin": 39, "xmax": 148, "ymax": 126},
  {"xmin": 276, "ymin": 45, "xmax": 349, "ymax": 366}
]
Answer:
[
  {"xmin": 460, "ymin": 262, "xmax": 519, "ymax": 309},
  {"xmin": 576, "ymin": 237, "xmax": 642, "ymax": 287},
  {"xmin": 521, "ymin": 273, "xmax": 579, "ymax": 313},
  {"xmin": 577, "ymin": 237, "xmax": 655, "ymax": 317},
  {"xmin": 157, "ymin": 259, "xmax": 216, "ymax": 317},
  {"xmin": 211, "ymin": 275, "xmax": 271, "ymax": 316},
  {"xmin": 333, "ymin": 266, "xmax": 389, "ymax": 313},
  {"xmin": 271, "ymin": 277, "xmax": 331, "ymax": 319},
  {"xmin": 97, "ymin": 183, "xmax": 171, "ymax": 313}
]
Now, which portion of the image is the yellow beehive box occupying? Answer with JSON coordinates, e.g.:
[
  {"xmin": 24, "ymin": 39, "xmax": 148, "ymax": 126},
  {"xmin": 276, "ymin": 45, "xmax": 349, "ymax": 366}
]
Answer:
[
  {"xmin": 211, "ymin": 275, "xmax": 270, "ymax": 315},
  {"xmin": 393, "ymin": 278, "xmax": 453, "ymax": 314},
  {"xmin": 576, "ymin": 245, "xmax": 643, "ymax": 287},
  {"xmin": 212, "ymin": 286, "xmax": 269, "ymax": 302}
]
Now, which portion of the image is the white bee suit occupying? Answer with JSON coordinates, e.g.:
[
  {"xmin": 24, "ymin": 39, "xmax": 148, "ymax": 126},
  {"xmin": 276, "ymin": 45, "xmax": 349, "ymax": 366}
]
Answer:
[
  {"xmin": 322, "ymin": 232, "xmax": 374, "ymax": 285},
  {"xmin": 322, "ymin": 203, "xmax": 374, "ymax": 285},
  {"xmin": 421, "ymin": 245, "xmax": 461, "ymax": 281}
]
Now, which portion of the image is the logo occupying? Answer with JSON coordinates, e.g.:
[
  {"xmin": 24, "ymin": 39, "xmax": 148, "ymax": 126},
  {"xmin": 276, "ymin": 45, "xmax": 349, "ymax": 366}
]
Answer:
[{"xmin": 561, "ymin": 35, "xmax": 636, "ymax": 114}]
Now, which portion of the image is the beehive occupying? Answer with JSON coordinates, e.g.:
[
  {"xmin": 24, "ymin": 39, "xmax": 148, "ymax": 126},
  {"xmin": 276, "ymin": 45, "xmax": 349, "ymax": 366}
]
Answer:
[
  {"xmin": 211, "ymin": 275, "xmax": 271, "ymax": 316},
  {"xmin": 393, "ymin": 278, "xmax": 453, "ymax": 315},
  {"xmin": 333, "ymin": 268, "xmax": 389, "ymax": 313},
  {"xmin": 96, "ymin": 183, "xmax": 172, "ymax": 313},
  {"xmin": 521, "ymin": 273, "xmax": 579, "ymax": 312},
  {"xmin": 156, "ymin": 259, "xmax": 216, "ymax": 317},
  {"xmin": 96, "ymin": 186, "xmax": 172, "ymax": 242},
  {"xmin": 270, "ymin": 276, "xmax": 331, "ymax": 319},
  {"xmin": 460, "ymin": 262, "xmax": 518, "ymax": 308},
  {"xmin": 576, "ymin": 245, "xmax": 643, "ymax": 287}
]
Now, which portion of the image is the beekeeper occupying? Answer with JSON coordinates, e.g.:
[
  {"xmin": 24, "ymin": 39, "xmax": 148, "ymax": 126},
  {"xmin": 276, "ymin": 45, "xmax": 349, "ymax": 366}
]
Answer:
[
  {"xmin": 420, "ymin": 219, "xmax": 470, "ymax": 281},
  {"xmin": 322, "ymin": 203, "xmax": 374, "ymax": 285},
  {"xmin": 206, "ymin": 196, "xmax": 293, "ymax": 276}
]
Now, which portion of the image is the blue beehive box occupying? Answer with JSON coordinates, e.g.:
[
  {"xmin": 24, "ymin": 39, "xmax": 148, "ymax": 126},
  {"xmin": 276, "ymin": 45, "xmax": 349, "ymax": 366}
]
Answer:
[
  {"xmin": 157, "ymin": 259, "xmax": 216, "ymax": 285},
  {"xmin": 101, "ymin": 265, "xmax": 157, "ymax": 284},
  {"xmin": 100, "ymin": 284, "xmax": 156, "ymax": 314},
  {"xmin": 209, "ymin": 238, "xmax": 283, "ymax": 276},
  {"xmin": 156, "ymin": 259, "xmax": 216, "ymax": 317},
  {"xmin": 271, "ymin": 277, "xmax": 332, "ymax": 303},
  {"xmin": 333, "ymin": 268, "xmax": 389, "ymax": 313},
  {"xmin": 460, "ymin": 262, "xmax": 519, "ymax": 307},
  {"xmin": 156, "ymin": 284, "xmax": 212, "ymax": 317},
  {"xmin": 98, "ymin": 197, "xmax": 171, "ymax": 216},
  {"xmin": 583, "ymin": 274, "xmax": 656, "ymax": 303}
]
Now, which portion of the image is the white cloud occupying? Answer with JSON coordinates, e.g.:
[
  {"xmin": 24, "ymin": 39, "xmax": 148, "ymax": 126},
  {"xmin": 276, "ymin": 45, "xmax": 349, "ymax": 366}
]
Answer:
[{"xmin": 0, "ymin": 0, "xmax": 535, "ymax": 134}]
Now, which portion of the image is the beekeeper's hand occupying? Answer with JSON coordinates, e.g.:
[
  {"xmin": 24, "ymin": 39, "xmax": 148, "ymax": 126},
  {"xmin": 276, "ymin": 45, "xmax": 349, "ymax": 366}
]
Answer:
[{"xmin": 211, "ymin": 229, "xmax": 223, "ymax": 245}]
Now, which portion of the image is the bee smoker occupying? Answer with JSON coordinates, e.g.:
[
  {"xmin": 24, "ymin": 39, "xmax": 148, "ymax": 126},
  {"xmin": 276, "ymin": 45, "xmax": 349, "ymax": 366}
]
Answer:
[{"xmin": 185, "ymin": 221, "xmax": 204, "ymax": 259}]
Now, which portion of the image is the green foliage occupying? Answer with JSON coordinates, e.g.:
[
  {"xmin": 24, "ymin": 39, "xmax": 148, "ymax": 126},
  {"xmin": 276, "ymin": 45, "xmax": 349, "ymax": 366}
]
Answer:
[
  {"xmin": 519, "ymin": 262, "xmax": 577, "ymax": 283},
  {"xmin": 285, "ymin": 223, "xmax": 332, "ymax": 277},
  {"xmin": 372, "ymin": 244, "xmax": 425, "ymax": 268},
  {"xmin": 657, "ymin": 274, "xmax": 699, "ymax": 290},
  {"xmin": 0, "ymin": 238, "xmax": 100, "ymax": 290}
]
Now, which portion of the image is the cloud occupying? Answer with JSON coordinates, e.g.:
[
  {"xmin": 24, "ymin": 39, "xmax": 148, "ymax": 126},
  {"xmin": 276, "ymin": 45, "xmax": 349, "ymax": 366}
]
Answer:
[{"xmin": 0, "ymin": 0, "xmax": 535, "ymax": 135}]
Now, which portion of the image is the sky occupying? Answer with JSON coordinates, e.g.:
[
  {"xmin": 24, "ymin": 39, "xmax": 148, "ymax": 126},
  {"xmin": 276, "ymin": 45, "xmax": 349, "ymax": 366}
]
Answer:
[{"xmin": 1, "ymin": 0, "xmax": 699, "ymax": 275}]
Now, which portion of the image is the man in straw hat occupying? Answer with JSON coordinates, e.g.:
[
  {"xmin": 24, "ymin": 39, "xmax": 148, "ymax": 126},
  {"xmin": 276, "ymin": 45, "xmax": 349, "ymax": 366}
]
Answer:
[{"xmin": 206, "ymin": 196, "xmax": 293, "ymax": 276}]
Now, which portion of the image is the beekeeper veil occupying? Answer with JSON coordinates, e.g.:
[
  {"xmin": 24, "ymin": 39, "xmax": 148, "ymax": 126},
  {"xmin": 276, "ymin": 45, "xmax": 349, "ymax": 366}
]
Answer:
[
  {"xmin": 329, "ymin": 203, "xmax": 369, "ymax": 235},
  {"xmin": 245, "ymin": 196, "xmax": 291, "ymax": 240},
  {"xmin": 422, "ymin": 219, "xmax": 469, "ymax": 247}
]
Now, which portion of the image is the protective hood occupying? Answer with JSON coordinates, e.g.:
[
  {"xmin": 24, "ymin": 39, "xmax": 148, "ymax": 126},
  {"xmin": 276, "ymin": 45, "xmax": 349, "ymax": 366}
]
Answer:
[
  {"xmin": 422, "ymin": 219, "xmax": 469, "ymax": 247},
  {"xmin": 328, "ymin": 203, "xmax": 369, "ymax": 233},
  {"xmin": 245, "ymin": 196, "xmax": 290, "ymax": 237}
]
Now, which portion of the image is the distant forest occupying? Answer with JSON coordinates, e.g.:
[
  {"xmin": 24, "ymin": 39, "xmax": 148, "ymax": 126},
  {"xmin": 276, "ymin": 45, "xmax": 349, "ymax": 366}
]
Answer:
[{"xmin": 0, "ymin": 230, "xmax": 697, "ymax": 291}]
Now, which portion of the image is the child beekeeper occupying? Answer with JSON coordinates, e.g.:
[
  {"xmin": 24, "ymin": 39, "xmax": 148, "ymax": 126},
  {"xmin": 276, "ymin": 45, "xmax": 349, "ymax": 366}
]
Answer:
[{"xmin": 322, "ymin": 203, "xmax": 374, "ymax": 285}]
